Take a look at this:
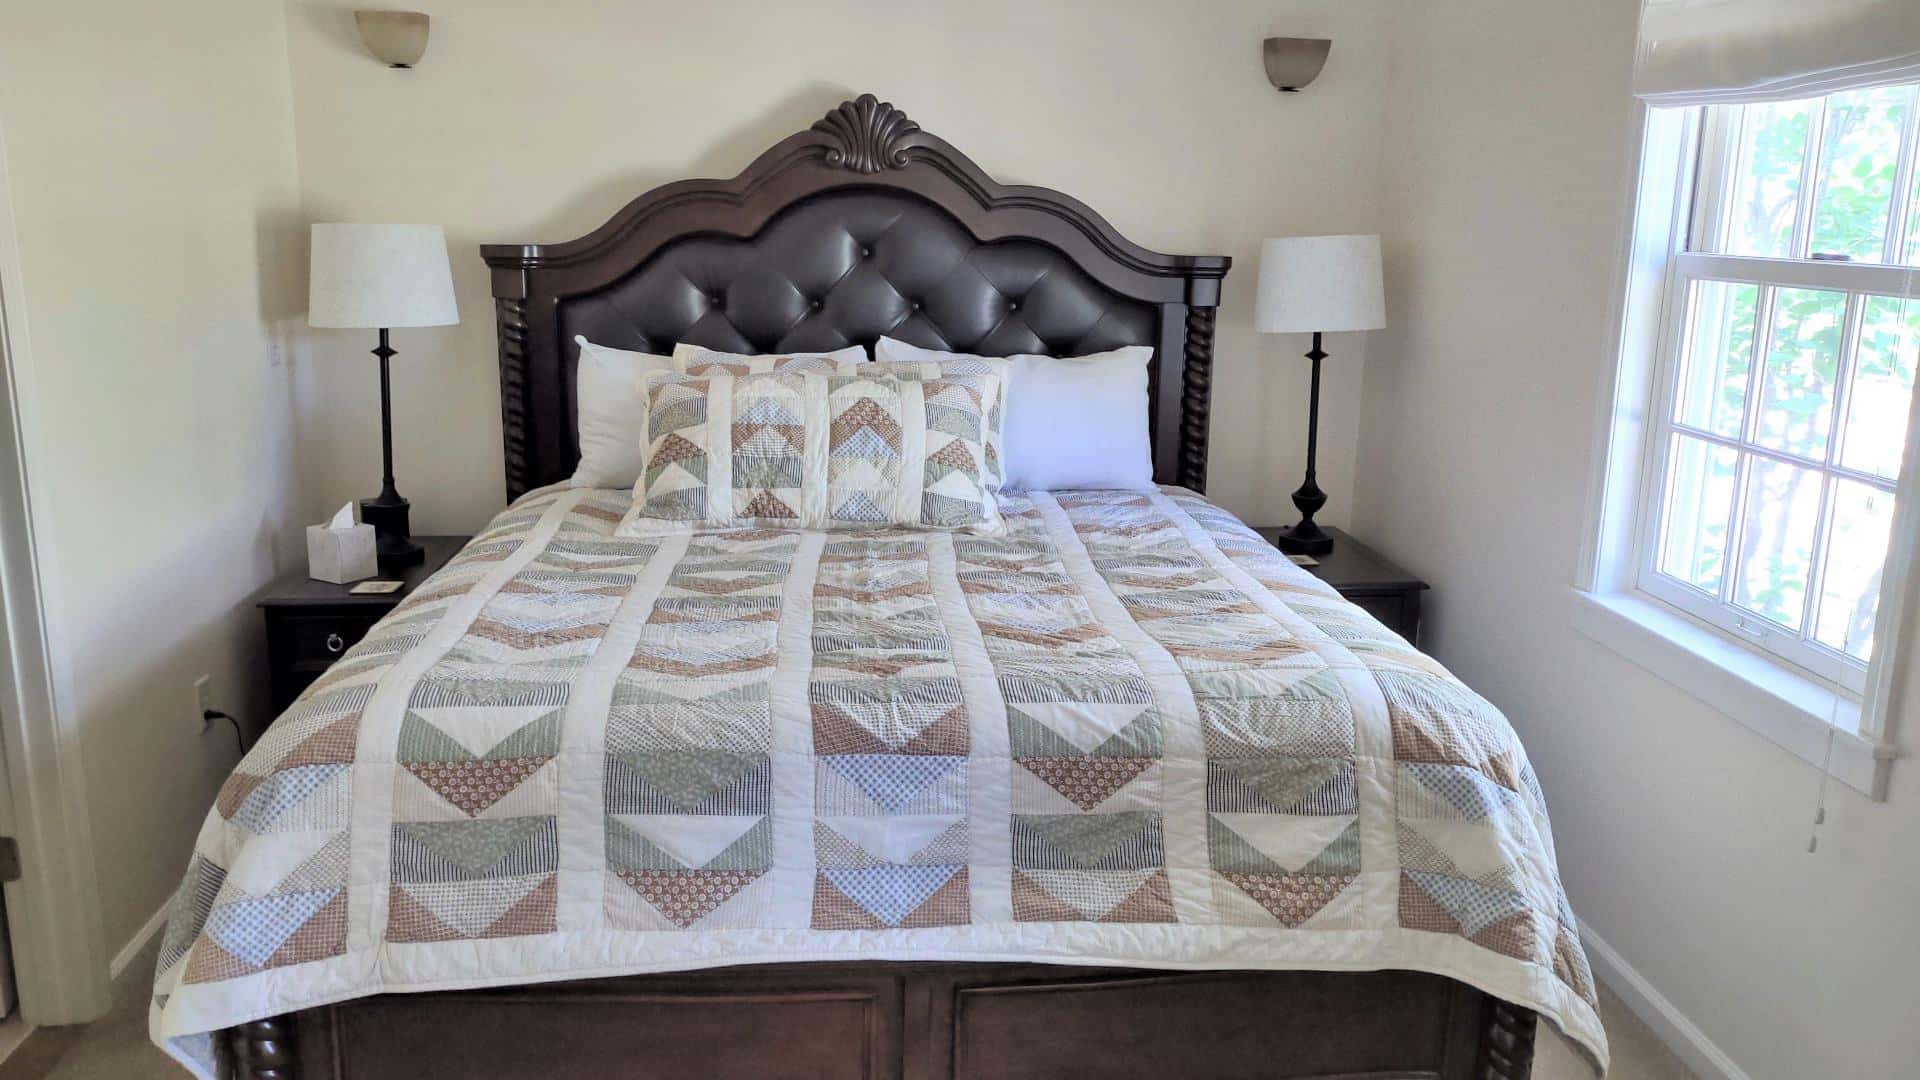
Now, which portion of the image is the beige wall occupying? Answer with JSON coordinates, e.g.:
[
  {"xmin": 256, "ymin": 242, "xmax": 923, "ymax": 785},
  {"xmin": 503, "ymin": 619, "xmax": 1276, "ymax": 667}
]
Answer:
[
  {"xmin": 18, "ymin": 9, "xmax": 1899, "ymax": 1072},
  {"xmin": 1358, "ymin": 3, "xmax": 1920, "ymax": 1077},
  {"xmin": 0, "ymin": 4, "xmax": 306, "ymax": 949},
  {"xmin": 280, "ymin": 0, "xmax": 1390, "ymax": 535}
]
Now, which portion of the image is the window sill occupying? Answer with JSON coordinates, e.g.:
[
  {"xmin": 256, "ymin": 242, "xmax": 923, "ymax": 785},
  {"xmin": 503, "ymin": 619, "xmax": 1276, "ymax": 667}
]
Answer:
[{"xmin": 1570, "ymin": 589, "xmax": 1898, "ymax": 799}]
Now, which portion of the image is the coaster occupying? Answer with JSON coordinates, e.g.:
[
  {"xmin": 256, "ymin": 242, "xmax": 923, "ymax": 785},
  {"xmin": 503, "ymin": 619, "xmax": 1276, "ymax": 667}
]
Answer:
[{"xmin": 349, "ymin": 579, "xmax": 406, "ymax": 595}]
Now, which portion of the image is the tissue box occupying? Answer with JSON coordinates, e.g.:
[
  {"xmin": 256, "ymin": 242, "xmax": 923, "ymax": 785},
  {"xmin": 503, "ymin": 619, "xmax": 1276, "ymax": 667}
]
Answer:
[{"xmin": 307, "ymin": 521, "xmax": 378, "ymax": 584}]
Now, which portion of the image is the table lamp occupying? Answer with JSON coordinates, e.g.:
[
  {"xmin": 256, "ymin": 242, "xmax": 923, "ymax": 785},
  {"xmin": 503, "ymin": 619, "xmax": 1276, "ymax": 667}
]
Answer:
[
  {"xmin": 308, "ymin": 223, "xmax": 458, "ymax": 572},
  {"xmin": 1254, "ymin": 234, "xmax": 1385, "ymax": 555}
]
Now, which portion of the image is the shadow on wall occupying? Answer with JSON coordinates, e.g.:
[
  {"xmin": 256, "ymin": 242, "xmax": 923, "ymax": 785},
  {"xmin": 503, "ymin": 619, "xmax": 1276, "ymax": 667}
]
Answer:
[
  {"xmin": 255, "ymin": 206, "xmax": 307, "ymax": 326},
  {"xmin": 257, "ymin": 206, "xmax": 310, "ymax": 573},
  {"xmin": 473, "ymin": 82, "xmax": 864, "ymax": 248},
  {"xmin": 290, "ymin": 3, "xmax": 863, "ymax": 246}
]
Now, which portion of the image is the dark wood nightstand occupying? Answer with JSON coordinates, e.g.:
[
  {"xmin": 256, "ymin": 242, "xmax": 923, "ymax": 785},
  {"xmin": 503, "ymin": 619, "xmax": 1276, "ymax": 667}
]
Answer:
[
  {"xmin": 1252, "ymin": 525, "xmax": 1428, "ymax": 644},
  {"xmin": 258, "ymin": 535, "xmax": 467, "ymax": 713}
]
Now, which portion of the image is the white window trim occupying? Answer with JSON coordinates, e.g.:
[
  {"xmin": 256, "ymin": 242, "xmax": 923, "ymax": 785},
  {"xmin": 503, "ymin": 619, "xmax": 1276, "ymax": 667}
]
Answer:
[{"xmin": 1577, "ymin": 105, "xmax": 1910, "ymax": 800}]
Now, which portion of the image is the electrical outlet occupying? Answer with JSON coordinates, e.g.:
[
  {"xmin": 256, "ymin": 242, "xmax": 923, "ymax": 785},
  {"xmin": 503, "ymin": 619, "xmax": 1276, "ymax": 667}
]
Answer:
[{"xmin": 193, "ymin": 675, "xmax": 213, "ymax": 732}]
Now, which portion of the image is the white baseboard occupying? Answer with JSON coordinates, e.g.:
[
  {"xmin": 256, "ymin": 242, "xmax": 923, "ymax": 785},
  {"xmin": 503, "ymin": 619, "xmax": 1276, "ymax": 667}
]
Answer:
[
  {"xmin": 1579, "ymin": 921, "xmax": 1750, "ymax": 1080},
  {"xmin": 108, "ymin": 903, "xmax": 169, "ymax": 982}
]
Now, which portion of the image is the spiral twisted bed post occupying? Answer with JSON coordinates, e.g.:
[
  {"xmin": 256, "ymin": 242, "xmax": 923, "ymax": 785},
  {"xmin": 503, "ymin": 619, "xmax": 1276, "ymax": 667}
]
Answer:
[
  {"xmin": 495, "ymin": 296, "xmax": 531, "ymax": 502},
  {"xmin": 1178, "ymin": 304, "xmax": 1217, "ymax": 492},
  {"xmin": 1476, "ymin": 997, "xmax": 1539, "ymax": 1079},
  {"xmin": 230, "ymin": 1015, "xmax": 297, "ymax": 1079}
]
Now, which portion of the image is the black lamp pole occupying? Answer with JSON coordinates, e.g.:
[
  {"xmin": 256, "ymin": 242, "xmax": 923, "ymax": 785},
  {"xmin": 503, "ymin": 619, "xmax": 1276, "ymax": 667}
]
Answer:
[
  {"xmin": 1271, "ymin": 331, "xmax": 1334, "ymax": 555},
  {"xmin": 358, "ymin": 327, "xmax": 425, "ymax": 572}
]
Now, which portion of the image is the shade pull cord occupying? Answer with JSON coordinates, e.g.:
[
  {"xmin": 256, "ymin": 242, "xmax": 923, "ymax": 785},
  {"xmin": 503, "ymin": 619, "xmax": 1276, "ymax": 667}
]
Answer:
[{"xmin": 1807, "ymin": 722, "xmax": 1836, "ymax": 855}]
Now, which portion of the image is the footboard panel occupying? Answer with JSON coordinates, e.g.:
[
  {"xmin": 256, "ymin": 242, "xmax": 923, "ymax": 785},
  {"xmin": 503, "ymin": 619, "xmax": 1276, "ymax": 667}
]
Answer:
[{"xmin": 228, "ymin": 965, "xmax": 1536, "ymax": 1079}]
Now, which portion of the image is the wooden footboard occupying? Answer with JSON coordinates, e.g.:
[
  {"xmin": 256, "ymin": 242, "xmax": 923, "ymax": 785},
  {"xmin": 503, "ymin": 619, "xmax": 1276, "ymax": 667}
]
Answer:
[{"xmin": 223, "ymin": 965, "xmax": 1535, "ymax": 1079}]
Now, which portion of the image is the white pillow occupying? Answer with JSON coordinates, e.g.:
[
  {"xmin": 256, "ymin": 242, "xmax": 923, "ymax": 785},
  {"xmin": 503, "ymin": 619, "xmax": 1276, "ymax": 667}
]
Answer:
[
  {"xmin": 874, "ymin": 337, "xmax": 1155, "ymax": 491},
  {"xmin": 670, "ymin": 342, "xmax": 867, "ymax": 372},
  {"xmin": 569, "ymin": 336, "xmax": 675, "ymax": 489}
]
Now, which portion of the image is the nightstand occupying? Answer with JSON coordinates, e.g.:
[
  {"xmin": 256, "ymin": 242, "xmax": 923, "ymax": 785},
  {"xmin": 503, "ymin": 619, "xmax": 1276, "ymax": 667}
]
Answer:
[
  {"xmin": 1252, "ymin": 525, "xmax": 1427, "ymax": 644},
  {"xmin": 258, "ymin": 535, "xmax": 467, "ymax": 713}
]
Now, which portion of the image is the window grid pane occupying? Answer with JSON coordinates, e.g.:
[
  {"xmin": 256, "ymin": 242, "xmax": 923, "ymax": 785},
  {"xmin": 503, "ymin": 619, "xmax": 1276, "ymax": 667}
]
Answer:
[
  {"xmin": 1797, "ymin": 459, "xmax": 1841, "ymax": 644},
  {"xmin": 1808, "ymin": 86, "xmax": 1915, "ymax": 263},
  {"xmin": 1657, "ymin": 434, "xmax": 1739, "ymax": 594},
  {"xmin": 1905, "ymin": 161, "xmax": 1920, "ymax": 264},
  {"xmin": 1840, "ymin": 295, "xmax": 1920, "ymax": 478},
  {"xmin": 1821, "ymin": 293, "xmax": 1867, "ymax": 473},
  {"xmin": 1674, "ymin": 280, "xmax": 1757, "ymax": 438},
  {"xmin": 1814, "ymin": 479, "xmax": 1897, "ymax": 659},
  {"xmin": 1730, "ymin": 455, "xmax": 1823, "ymax": 630},
  {"xmin": 1791, "ymin": 101, "xmax": 1829, "ymax": 259},
  {"xmin": 1723, "ymin": 99, "xmax": 1814, "ymax": 259},
  {"xmin": 1752, "ymin": 286, "xmax": 1846, "ymax": 460},
  {"xmin": 1891, "ymin": 91, "xmax": 1920, "ymax": 266}
]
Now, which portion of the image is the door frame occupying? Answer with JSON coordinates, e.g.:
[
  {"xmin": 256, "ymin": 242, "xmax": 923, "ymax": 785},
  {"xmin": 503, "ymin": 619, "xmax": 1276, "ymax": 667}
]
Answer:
[{"xmin": 0, "ymin": 110, "xmax": 113, "ymax": 1024}]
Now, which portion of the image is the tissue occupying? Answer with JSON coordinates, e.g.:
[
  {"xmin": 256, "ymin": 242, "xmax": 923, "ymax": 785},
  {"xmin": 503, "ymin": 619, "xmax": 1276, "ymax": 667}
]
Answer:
[{"xmin": 307, "ymin": 502, "xmax": 378, "ymax": 584}]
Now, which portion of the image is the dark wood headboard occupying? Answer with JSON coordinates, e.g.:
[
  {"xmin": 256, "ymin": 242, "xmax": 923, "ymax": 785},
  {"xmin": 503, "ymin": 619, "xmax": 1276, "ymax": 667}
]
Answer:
[{"xmin": 480, "ymin": 94, "xmax": 1230, "ymax": 502}]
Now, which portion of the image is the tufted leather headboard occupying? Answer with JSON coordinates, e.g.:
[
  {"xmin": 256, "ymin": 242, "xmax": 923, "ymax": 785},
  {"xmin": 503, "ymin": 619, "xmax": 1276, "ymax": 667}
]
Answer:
[{"xmin": 481, "ymin": 94, "xmax": 1229, "ymax": 502}]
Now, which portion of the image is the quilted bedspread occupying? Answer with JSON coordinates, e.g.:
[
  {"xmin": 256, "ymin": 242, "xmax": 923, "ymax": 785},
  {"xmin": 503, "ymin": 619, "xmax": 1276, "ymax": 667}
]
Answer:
[{"xmin": 151, "ymin": 486, "xmax": 1607, "ymax": 1074}]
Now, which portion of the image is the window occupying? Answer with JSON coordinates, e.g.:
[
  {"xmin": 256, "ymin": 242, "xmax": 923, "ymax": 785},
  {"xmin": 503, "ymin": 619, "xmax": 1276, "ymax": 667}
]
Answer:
[{"xmin": 1638, "ymin": 83, "xmax": 1920, "ymax": 696}]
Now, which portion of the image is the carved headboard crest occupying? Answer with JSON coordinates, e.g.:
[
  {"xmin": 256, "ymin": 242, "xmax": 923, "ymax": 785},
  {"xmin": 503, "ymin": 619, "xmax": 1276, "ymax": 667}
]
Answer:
[
  {"xmin": 806, "ymin": 94, "xmax": 924, "ymax": 173},
  {"xmin": 482, "ymin": 93, "xmax": 1229, "ymax": 502}
]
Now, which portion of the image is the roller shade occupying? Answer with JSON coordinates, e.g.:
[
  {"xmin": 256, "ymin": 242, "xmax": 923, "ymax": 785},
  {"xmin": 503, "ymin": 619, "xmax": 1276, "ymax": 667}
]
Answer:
[{"xmin": 1635, "ymin": 0, "xmax": 1920, "ymax": 106}]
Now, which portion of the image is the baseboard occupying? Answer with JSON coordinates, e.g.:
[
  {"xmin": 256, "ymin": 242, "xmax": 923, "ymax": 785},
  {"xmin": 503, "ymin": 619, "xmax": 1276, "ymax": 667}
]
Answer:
[
  {"xmin": 109, "ymin": 903, "xmax": 169, "ymax": 982},
  {"xmin": 1579, "ymin": 921, "xmax": 1750, "ymax": 1080}
]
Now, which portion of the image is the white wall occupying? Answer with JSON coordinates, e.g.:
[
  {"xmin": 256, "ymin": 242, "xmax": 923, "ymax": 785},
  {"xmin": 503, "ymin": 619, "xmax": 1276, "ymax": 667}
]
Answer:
[
  {"xmin": 1358, "ymin": 3, "xmax": 1920, "ymax": 1077},
  {"xmin": 279, "ymin": 0, "xmax": 1390, "ymax": 535},
  {"xmin": 0, "ymin": 4, "xmax": 306, "ymax": 951}
]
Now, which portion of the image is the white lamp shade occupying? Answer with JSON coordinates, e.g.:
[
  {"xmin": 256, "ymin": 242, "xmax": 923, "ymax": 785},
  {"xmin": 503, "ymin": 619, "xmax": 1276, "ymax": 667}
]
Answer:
[
  {"xmin": 1254, "ymin": 234, "xmax": 1385, "ymax": 334},
  {"xmin": 308, "ymin": 223, "xmax": 459, "ymax": 329}
]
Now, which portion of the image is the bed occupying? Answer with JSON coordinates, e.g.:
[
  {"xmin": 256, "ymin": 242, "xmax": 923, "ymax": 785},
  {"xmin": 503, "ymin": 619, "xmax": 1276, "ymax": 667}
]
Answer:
[{"xmin": 151, "ymin": 94, "xmax": 1606, "ymax": 1078}]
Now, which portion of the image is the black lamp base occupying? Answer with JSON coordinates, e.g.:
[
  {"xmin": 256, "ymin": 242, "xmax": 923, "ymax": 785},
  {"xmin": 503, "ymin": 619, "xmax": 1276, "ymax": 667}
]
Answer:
[
  {"xmin": 1274, "ymin": 330, "xmax": 1337, "ymax": 558},
  {"xmin": 362, "ymin": 327, "xmax": 423, "ymax": 575},
  {"xmin": 1270, "ymin": 519, "xmax": 1334, "ymax": 556},
  {"xmin": 361, "ymin": 493, "xmax": 424, "ymax": 573}
]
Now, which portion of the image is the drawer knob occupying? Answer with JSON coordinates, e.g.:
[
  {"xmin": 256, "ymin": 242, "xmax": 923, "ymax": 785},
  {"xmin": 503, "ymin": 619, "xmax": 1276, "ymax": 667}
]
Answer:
[{"xmin": 325, "ymin": 633, "xmax": 346, "ymax": 654}]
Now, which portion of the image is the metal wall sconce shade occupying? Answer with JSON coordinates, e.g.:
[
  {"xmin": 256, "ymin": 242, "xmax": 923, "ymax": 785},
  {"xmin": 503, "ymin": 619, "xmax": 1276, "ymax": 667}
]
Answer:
[
  {"xmin": 1263, "ymin": 37, "xmax": 1331, "ymax": 92},
  {"xmin": 355, "ymin": 11, "xmax": 430, "ymax": 68}
]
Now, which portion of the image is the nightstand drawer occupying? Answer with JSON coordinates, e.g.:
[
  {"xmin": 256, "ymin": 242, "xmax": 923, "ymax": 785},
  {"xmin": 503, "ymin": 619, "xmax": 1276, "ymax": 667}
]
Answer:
[
  {"xmin": 1344, "ymin": 591, "xmax": 1417, "ymax": 643},
  {"xmin": 284, "ymin": 614, "xmax": 378, "ymax": 662},
  {"xmin": 266, "ymin": 614, "xmax": 380, "ymax": 713},
  {"xmin": 1251, "ymin": 526, "xmax": 1426, "ymax": 646},
  {"xmin": 258, "ymin": 537, "xmax": 469, "ymax": 721}
]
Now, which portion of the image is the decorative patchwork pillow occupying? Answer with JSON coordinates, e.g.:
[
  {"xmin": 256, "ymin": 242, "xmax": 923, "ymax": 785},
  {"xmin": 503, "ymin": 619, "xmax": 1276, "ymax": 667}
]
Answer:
[
  {"xmin": 671, "ymin": 342, "xmax": 867, "ymax": 375},
  {"xmin": 670, "ymin": 344, "xmax": 1006, "ymax": 485},
  {"xmin": 616, "ymin": 367, "xmax": 1007, "ymax": 535},
  {"xmin": 864, "ymin": 355, "xmax": 1010, "ymax": 491}
]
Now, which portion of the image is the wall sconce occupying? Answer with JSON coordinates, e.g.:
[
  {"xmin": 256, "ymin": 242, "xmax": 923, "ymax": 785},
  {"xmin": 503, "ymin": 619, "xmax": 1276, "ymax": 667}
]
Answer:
[
  {"xmin": 1263, "ymin": 37, "xmax": 1331, "ymax": 92},
  {"xmin": 354, "ymin": 11, "xmax": 431, "ymax": 68}
]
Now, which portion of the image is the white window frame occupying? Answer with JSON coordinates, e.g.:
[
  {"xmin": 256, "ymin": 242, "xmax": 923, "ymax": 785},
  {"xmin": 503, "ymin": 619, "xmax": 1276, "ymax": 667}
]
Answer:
[
  {"xmin": 1576, "ymin": 103, "xmax": 1916, "ymax": 800},
  {"xmin": 1636, "ymin": 93, "xmax": 1920, "ymax": 697}
]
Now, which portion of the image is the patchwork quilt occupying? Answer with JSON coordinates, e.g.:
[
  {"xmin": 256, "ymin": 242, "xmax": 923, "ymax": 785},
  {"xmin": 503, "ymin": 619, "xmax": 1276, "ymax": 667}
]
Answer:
[{"xmin": 149, "ymin": 486, "xmax": 1608, "ymax": 1074}]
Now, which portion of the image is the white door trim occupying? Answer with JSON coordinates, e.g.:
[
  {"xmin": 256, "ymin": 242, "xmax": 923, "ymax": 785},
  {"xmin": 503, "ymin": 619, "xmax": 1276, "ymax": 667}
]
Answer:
[{"xmin": 0, "ymin": 110, "xmax": 112, "ymax": 1024}]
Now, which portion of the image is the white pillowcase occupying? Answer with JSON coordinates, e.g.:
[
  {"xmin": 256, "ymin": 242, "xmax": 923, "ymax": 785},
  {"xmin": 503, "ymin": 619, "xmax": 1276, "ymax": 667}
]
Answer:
[
  {"xmin": 874, "ymin": 337, "xmax": 1155, "ymax": 491},
  {"xmin": 569, "ymin": 336, "xmax": 675, "ymax": 489},
  {"xmin": 670, "ymin": 342, "xmax": 868, "ymax": 372}
]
